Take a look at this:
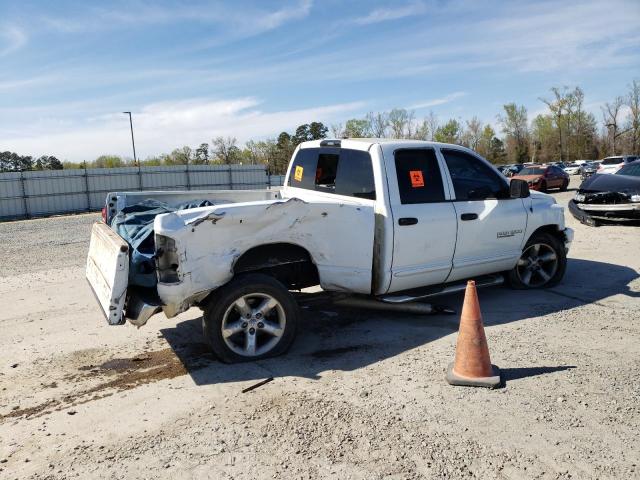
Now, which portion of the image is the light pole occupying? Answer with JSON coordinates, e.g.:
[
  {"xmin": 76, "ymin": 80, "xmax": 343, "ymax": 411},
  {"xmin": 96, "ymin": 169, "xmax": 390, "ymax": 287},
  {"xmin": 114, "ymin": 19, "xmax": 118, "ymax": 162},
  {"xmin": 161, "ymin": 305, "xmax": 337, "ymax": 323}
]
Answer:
[{"xmin": 123, "ymin": 111, "xmax": 138, "ymax": 165}]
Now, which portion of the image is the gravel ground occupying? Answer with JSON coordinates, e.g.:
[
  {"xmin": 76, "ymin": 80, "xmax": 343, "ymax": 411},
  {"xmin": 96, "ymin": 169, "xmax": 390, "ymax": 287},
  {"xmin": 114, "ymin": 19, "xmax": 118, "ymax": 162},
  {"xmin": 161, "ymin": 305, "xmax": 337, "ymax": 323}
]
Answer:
[{"xmin": 1, "ymin": 177, "xmax": 639, "ymax": 479}]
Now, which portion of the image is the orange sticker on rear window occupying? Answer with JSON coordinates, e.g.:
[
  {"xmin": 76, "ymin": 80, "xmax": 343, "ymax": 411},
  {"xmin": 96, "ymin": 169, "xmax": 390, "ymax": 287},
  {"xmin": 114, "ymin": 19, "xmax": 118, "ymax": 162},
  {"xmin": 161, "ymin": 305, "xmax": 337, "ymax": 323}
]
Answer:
[
  {"xmin": 294, "ymin": 165, "xmax": 304, "ymax": 182},
  {"xmin": 409, "ymin": 170, "xmax": 424, "ymax": 187}
]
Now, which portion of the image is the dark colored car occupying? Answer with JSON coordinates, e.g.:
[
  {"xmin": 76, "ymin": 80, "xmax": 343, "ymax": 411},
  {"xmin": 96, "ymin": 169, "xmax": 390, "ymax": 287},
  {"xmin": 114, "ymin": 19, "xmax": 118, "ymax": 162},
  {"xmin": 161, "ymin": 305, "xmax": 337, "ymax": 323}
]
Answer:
[
  {"xmin": 579, "ymin": 161, "xmax": 599, "ymax": 180},
  {"xmin": 511, "ymin": 165, "xmax": 569, "ymax": 192},
  {"xmin": 569, "ymin": 160, "xmax": 640, "ymax": 225},
  {"xmin": 497, "ymin": 164, "xmax": 524, "ymax": 177}
]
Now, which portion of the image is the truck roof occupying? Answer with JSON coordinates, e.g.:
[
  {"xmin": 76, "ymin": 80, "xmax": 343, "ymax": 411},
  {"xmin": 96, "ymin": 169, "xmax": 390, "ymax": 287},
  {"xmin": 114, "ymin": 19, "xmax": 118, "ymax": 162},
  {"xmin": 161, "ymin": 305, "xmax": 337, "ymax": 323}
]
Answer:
[{"xmin": 298, "ymin": 138, "xmax": 461, "ymax": 150}]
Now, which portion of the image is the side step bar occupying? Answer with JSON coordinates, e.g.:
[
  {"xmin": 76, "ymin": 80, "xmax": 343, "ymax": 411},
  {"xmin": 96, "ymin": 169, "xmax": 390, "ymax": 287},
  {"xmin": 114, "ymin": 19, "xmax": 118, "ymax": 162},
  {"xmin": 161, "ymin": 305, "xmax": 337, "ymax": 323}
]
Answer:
[{"xmin": 379, "ymin": 274, "xmax": 504, "ymax": 304}]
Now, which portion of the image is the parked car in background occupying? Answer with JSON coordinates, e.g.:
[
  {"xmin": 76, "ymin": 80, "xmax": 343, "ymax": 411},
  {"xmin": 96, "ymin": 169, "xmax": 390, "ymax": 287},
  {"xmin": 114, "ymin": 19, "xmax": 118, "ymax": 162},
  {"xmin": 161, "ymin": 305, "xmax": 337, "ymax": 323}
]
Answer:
[
  {"xmin": 563, "ymin": 163, "xmax": 581, "ymax": 175},
  {"xmin": 511, "ymin": 165, "xmax": 570, "ymax": 192},
  {"xmin": 579, "ymin": 161, "xmax": 599, "ymax": 180},
  {"xmin": 570, "ymin": 160, "xmax": 640, "ymax": 225},
  {"xmin": 597, "ymin": 155, "xmax": 639, "ymax": 174},
  {"xmin": 499, "ymin": 164, "xmax": 524, "ymax": 177}
]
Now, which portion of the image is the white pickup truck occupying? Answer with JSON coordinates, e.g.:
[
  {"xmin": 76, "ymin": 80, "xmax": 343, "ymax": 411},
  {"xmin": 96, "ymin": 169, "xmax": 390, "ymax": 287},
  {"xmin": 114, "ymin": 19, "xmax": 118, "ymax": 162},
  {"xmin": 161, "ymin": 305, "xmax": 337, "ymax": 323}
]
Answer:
[{"xmin": 87, "ymin": 139, "xmax": 573, "ymax": 362}]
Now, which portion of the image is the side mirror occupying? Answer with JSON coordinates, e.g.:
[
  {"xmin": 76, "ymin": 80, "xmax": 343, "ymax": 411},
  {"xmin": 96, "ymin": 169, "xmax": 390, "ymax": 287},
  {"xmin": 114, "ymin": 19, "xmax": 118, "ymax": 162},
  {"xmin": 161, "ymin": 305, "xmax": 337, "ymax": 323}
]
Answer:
[{"xmin": 510, "ymin": 178, "xmax": 530, "ymax": 198}]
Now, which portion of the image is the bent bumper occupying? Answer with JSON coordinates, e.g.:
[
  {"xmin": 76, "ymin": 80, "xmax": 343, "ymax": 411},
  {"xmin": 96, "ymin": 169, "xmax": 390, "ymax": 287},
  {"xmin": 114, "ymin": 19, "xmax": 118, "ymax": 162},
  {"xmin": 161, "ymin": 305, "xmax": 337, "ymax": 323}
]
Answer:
[{"xmin": 569, "ymin": 199, "xmax": 640, "ymax": 225}]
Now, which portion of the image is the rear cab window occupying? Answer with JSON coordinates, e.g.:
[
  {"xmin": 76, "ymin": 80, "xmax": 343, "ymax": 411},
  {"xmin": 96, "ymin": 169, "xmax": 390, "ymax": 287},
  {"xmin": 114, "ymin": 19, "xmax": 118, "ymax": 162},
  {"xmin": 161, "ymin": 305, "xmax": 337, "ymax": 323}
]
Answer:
[{"xmin": 288, "ymin": 147, "xmax": 376, "ymax": 200}]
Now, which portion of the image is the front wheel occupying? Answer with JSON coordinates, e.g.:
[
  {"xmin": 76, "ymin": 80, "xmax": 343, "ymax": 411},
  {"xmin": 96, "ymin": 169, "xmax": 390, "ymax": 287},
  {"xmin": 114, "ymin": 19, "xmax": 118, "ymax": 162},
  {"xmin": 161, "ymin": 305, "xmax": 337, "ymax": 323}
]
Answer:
[
  {"xmin": 202, "ymin": 273, "xmax": 299, "ymax": 363},
  {"xmin": 560, "ymin": 179, "xmax": 569, "ymax": 191},
  {"xmin": 507, "ymin": 232, "xmax": 566, "ymax": 289}
]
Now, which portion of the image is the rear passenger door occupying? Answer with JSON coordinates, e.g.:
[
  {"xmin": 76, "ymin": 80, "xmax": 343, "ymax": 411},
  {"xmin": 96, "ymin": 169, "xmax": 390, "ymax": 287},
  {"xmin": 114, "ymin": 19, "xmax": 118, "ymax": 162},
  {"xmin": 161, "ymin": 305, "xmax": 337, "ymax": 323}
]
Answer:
[
  {"xmin": 285, "ymin": 146, "xmax": 377, "ymax": 294},
  {"xmin": 385, "ymin": 148, "xmax": 458, "ymax": 292},
  {"xmin": 439, "ymin": 148, "xmax": 527, "ymax": 282}
]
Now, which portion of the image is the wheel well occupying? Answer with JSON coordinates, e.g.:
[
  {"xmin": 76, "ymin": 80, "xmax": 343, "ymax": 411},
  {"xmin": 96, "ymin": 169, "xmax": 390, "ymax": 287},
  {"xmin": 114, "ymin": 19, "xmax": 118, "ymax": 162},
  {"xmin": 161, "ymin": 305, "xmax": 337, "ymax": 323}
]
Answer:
[
  {"xmin": 232, "ymin": 243, "xmax": 319, "ymax": 290},
  {"xmin": 527, "ymin": 225, "xmax": 565, "ymax": 243}
]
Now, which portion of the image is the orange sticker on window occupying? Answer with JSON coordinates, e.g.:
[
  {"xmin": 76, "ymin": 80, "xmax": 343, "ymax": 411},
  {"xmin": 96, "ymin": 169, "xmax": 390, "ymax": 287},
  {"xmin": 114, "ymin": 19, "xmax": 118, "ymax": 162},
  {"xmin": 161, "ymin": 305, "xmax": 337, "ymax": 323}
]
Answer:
[
  {"xmin": 409, "ymin": 170, "xmax": 424, "ymax": 187},
  {"xmin": 294, "ymin": 165, "xmax": 304, "ymax": 182}
]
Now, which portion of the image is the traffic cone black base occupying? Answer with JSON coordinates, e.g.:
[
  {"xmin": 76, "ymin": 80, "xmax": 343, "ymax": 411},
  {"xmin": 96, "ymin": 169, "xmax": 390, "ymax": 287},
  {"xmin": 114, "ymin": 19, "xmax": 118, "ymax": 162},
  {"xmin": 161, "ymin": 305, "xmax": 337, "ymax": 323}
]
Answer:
[{"xmin": 446, "ymin": 362, "xmax": 501, "ymax": 389}]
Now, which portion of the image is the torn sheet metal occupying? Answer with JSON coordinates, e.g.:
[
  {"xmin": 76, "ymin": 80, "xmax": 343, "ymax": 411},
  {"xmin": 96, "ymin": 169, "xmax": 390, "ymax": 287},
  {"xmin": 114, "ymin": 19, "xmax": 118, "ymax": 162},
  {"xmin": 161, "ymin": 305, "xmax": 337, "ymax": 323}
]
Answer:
[{"xmin": 155, "ymin": 197, "xmax": 375, "ymax": 314}]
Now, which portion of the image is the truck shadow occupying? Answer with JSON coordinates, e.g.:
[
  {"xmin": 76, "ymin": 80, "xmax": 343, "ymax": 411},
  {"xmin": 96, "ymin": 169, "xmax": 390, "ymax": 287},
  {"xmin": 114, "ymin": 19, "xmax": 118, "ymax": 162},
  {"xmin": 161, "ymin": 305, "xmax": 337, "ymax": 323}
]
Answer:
[{"xmin": 159, "ymin": 258, "xmax": 638, "ymax": 386}]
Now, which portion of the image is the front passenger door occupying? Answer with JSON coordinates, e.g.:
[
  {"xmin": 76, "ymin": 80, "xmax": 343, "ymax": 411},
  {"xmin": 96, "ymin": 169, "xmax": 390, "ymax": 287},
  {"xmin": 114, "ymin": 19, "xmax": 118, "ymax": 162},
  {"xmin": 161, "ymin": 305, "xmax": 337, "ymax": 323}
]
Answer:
[{"xmin": 440, "ymin": 148, "xmax": 528, "ymax": 282}]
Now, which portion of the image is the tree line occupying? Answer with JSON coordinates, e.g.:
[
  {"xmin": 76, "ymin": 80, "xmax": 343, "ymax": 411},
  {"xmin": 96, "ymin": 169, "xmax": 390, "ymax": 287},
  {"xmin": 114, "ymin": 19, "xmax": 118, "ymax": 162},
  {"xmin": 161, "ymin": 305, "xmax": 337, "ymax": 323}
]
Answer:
[
  {"xmin": 2, "ymin": 80, "xmax": 638, "ymax": 174},
  {"xmin": 0, "ymin": 152, "xmax": 63, "ymax": 172}
]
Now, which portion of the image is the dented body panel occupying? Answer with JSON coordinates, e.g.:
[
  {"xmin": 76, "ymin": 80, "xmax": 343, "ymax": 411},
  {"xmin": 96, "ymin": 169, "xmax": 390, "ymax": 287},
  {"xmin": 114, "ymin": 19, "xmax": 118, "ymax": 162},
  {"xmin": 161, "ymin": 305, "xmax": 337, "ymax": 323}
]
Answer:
[{"xmin": 154, "ymin": 197, "xmax": 375, "ymax": 316}]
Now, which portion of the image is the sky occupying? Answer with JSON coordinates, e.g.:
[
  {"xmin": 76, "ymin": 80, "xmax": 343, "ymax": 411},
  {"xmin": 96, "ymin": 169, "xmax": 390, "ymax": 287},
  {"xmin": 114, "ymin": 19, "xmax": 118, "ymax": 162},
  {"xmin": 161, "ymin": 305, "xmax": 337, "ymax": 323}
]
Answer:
[{"xmin": 0, "ymin": 0, "xmax": 639, "ymax": 162}]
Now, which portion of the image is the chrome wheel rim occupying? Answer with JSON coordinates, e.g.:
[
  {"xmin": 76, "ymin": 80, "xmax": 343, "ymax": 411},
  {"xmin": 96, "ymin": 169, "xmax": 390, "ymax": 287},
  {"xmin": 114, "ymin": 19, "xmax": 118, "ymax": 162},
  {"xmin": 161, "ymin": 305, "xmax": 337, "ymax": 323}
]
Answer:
[
  {"xmin": 516, "ymin": 243, "xmax": 558, "ymax": 287},
  {"xmin": 221, "ymin": 293, "xmax": 286, "ymax": 357}
]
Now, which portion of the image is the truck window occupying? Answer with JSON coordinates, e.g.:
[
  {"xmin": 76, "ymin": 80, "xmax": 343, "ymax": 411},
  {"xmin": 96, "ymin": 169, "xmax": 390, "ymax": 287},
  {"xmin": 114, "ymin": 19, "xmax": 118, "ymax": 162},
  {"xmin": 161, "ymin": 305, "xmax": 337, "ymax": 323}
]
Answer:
[
  {"xmin": 334, "ymin": 149, "xmax": 376, "ymax": 200},
  {"xmin": 289, "ymin": 147, "xmax": 376, "ymax": 200},
  {"xmin": 288, "ymin": 148, "xmax": 317, "ymax": 190},
  {"xmin": 394, "ymin": 149, "xmax": 445, "ymax": 204},
  {"xmin": 441, "ymin": 149, "xmax": 509, "ymax": 201},
  {"xmin": 315, "ymin": 153, "xmax": 339, "ymax": 191}
]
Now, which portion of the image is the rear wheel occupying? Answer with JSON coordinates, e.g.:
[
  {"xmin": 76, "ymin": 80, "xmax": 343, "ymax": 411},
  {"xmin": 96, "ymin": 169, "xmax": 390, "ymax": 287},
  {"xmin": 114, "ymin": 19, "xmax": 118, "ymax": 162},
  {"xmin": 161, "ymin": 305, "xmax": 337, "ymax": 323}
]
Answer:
[
  {"xmin": 507, "ymin": 232, "xmax": 566, "ymax": 289},
  {"xmin": 539, "ymin": 180, "xmax": 548, "ymax": 193},
  {"xmin": 203, "ymin": 274, "xmax": 299, "ymax": 363}
]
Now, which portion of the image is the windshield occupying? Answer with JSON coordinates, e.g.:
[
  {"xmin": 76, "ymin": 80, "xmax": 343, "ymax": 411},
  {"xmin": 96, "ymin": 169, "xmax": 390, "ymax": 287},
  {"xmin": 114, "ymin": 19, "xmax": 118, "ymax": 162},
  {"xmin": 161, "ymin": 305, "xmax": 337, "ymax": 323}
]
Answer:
[
  {"xmin": 519, "ymin": 167, "xmax": 545, "ymax": 175},
  {"xmin": 617, "ymin": 163, "xmax": 640, "ymax": 177},
  {"xmin": 601, "ymin": 157, "xmax": 623, "ymax": 165}
]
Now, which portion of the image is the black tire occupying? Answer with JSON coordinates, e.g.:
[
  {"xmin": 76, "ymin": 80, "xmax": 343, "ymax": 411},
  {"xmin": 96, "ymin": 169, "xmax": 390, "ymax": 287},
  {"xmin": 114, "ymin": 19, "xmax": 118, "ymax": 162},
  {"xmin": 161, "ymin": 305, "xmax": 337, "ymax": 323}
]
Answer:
[
  {"xmin": 507, "ymin": 232, "xmax": 567, "ymax": 289},
  {"xmin": 539, "ymin": 180, "xmax": 548, "ymax": 193},
  {"xmin": 202, "ymin": 273, "xmax": 299, "ymax": 363},
  {"xmin": 560, "ymin": 179, "xmax": 569, "ymax": 191}
]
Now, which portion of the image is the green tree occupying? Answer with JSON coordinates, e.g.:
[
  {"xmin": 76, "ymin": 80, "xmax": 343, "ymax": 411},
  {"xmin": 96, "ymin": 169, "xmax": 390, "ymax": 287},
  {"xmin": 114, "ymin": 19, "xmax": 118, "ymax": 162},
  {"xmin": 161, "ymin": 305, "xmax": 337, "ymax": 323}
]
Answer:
[
  {"xmin": 93, "ymin": 155, "xmax": 125, "ymax": 168},
  {"xmin": 344, "ymin": 118, "xmax": 371, "ymax": 137},
  {"xmin": 194, "ymin": 143, "xmax": 210, "ymax": 164},
  {"xmin": 476, "ymin": 125, "xmax": 505, "ymax": 164},
  {"xmin": 388, "ymin": 108, "xmax": 414, "ymax": 138},
  {"xmin": 499, "ymin": 103, "xmax": 529, "ymax": 163},
  {"xmin": 212, "ymin": 137, "xmax": 240, "ymax": 164},
  {"xmin": 308, "ymin": 121, "xmax": 328, "ymax": 140},
  {"xmin": 433, "ymin": 119, "xmax": 461, "ymax": 144},
  {"xmin": 275, "ymin": 132, "xmax": 295, "ymax": 173},
  {"xmin": 34, "ymin": 155, "xmax": 63, "ymax": 170},
  {"xmin": 0, "ymin": 151, "xmax": 34, "ymax": 171}
]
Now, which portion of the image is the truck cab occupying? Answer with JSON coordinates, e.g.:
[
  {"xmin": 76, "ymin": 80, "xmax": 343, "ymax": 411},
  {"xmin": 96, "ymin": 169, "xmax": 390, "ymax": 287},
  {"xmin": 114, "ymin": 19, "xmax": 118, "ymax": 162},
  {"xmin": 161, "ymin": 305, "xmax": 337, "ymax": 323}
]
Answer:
[{"xmin": 87, "ymin": 139, "xmax": 573, "ymax": 362}]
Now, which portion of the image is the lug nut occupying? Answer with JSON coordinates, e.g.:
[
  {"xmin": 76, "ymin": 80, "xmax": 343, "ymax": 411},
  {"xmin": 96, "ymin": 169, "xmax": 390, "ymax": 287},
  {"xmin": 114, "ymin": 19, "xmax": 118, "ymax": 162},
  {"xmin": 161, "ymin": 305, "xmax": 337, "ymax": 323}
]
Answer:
[
  {"xmin": 245, "ymin": 313, "xmax": 251, "ymax": 319},
  {"xmin": 255, "ymin": 312, "xmax": 262, "ymax": 319},
  {"xmin": 242, "ymin": 322, "xmax": 248, "ymax": 328},
  {"xmin": 257, "ymin": 322, "xmax": 264, "ymax": 328},
  {"xmin": 249, "ymin": 328, "xmax": 256, "ymax": 335}
]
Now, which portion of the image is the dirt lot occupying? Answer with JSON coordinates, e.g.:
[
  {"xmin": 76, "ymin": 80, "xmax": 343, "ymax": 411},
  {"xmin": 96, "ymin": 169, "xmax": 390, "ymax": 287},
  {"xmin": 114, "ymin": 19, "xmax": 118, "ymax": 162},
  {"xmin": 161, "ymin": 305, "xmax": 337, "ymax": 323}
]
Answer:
[{"xmin": 1, "ymin": 176, "xmax": 639, "ymax": 480}]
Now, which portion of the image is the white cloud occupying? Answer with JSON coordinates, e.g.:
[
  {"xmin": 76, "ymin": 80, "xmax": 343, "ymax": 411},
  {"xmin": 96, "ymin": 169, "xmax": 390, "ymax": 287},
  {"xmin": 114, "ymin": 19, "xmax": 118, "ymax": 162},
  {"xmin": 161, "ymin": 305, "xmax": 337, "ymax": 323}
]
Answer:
[
  {"xmin": 0, "ymin": 97, "xmax": 365, "ymax": 161},
  {"xmin": 41, "ymin": 0, "xmax": 313, "ymax": 36},
  {"xmin": 354, "ymin": 1, "xmax": 427, "ymax": 25},
  {"xmin": 0, "ymin": 25, "xmax": 27, "ymax": 57},
  {"xmin": 409, "ymin": 92, "xmax": 467, "ymax": 110}
]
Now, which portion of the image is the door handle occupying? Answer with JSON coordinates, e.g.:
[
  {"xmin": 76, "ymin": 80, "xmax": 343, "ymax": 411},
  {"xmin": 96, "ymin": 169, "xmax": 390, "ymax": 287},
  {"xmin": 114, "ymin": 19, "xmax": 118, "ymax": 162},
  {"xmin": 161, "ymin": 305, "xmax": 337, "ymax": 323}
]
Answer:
[
  {"xmin": 398, "ymin": 217, "xmax": 418, "ymax": 226},
  {"xmin": 460, "ymin": 213, "xmax": 478, "ymax": 221}
]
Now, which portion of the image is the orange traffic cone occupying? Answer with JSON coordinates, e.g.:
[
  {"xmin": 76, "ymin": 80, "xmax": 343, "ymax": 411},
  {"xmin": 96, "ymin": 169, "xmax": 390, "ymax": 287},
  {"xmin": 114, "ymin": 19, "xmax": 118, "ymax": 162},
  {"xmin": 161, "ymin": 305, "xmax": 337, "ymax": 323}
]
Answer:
[{"xmin": 446, "ymin": 280, "xmax": 501, "ymax": 388}]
